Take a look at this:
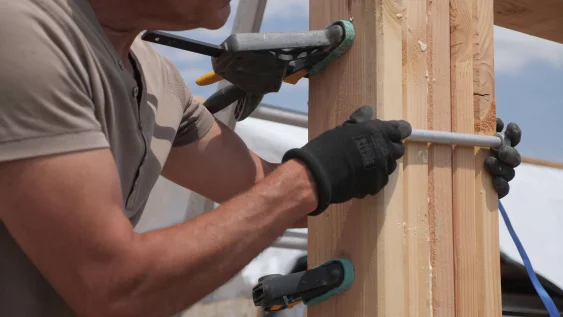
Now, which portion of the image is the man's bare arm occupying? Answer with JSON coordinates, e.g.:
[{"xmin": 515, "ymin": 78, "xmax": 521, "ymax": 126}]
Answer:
[
  {"xmin": 162, "ymin": 119, "xmax": 279, "ymax": 204},
  {"xmin": 161, "ymin": 119, "xmax": 309, "ymax": 230},
  {"xmin": 162, "ymin": 119, "xmax": 309, "ymax": 228},
  {"xmin": 0, "ymin": 149, "xmax": 316, "ymax": 317}
]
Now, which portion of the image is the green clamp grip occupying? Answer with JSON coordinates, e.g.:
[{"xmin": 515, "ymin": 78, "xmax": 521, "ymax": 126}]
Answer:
[
  {"xmin": 303, "ymin": 258, "xmax": 355, "ymax": 306},
  {"xmin": 309, "ymin": 20, "xmax": 356, "ymax": 75}
]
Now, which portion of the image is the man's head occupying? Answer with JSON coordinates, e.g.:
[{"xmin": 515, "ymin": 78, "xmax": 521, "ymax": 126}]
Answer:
[{"xmin": 90, "ymin": 0, "xmax": 231, "ymax": 32}]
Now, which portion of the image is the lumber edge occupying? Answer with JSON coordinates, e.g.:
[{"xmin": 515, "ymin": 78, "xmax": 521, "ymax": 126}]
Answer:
[
  {"xmin": 522, "ymin": 157, "xmax": 563, "ymax": 170},
  {"xmin": 494, "ymin": 0, "xmax": 563, "ymax": 45}
]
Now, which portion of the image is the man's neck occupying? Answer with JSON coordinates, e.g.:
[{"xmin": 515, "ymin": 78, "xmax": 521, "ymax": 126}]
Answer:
[
  {"xmin": 88, "ymin": 0, "xmax": 141, "ymax": 75},
  {"xmin": 101, "ymin": 25, "xmax": 140, "ymax": 75}
]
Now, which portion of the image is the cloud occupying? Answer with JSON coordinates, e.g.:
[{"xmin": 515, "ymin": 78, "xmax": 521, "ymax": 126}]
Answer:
[{"xmin": 494, "ymin": 26, "xmax": 563, "ymax": 75}]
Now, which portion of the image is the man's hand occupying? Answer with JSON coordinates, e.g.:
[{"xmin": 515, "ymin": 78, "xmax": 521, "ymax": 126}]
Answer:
[
  {"xmin": 283, "ymin": 106, "xmax": 412, "ymax": 215},
  {"xmin": 485, "ymin": 118, "xmax": 522, "ymax": 199}
]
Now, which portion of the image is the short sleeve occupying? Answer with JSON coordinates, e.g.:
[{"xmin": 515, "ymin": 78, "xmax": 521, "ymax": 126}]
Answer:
[
  {"xmin": 0, "ymin": 3, "xmax": 109, "ymax": 163},
  {"xmin": 160, "ymin": 57, "xmax": 215, "ymax": 147}
]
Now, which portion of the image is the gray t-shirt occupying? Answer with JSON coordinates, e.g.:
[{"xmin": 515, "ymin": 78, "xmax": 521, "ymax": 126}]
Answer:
[{"xmin": 0, "ymin": 0, "xmax": 215, "ymax": 315}]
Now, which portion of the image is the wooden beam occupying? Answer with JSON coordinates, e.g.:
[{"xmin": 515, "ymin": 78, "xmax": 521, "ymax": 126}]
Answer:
[
  {"xmin": 307, "ymin": 0, "xmax": 501, "ymax": 316},
  {"xmin": 307, "ymin": 0, "xmax": 406, "ymax": 316},
  {"xmin": 522, "ymin": 157, "xmax": 563, "ymax": 169},
  {"xmin": 402, "ymin": 0, "xmax": 432, "ymax": 316},
  {"xmin": 494, "ymin": 0, "xmax": 563, "ymax": 45},
  {"xmin": 450, "ymin": 0, "xmax": 479, "ymax": 315},
  {"xmin": 474, "ymin": 1, "xmax": 503, "ymax": 316},
  {"xmin": 428, "ymin": 0, "xmax": 455, "ymax": 315},
  {"xmin": 451, "ymin": 0, "xmax": 501, "ymax": 316}
]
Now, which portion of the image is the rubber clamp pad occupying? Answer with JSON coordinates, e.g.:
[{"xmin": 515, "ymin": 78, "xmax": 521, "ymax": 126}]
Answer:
[
  {"xmin": 303, "ymin": 258, "xmax": 355, "ymax": 306},
  {"xmin": 309, "ymin": 20, "xmax": 356, "ymax": 75}
]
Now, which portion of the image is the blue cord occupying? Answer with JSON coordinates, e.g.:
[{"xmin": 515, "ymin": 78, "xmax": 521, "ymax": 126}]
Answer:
[{"xmin": 499, "ymin": 200, "xmax": 561, "ymax": 316}]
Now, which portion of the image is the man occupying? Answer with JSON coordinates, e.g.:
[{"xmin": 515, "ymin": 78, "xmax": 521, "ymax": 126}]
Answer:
[{"xmin": 0, "ymin": 0, "xmax": 521, "ymax": 316}]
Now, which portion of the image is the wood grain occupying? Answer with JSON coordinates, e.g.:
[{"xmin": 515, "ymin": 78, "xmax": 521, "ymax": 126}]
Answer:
[
  {"xmin": 474, "ymin": 1, "xmax": 502, "ymax": 316},
  {"xmin": 307, "ymin": 0, "xmax": 405, "ymax": 316},
  {"xmin": 427, "ymin": 0, "xmax": 455, "ymax": 316},
  {"xmin": 307, "ymin": 0, "xmax": 501, "ymax": 316},
  {"xmin": 451, "ymin": 0, "xmax": 479, "ymax": 315},
  {"xmin": 495, "ymin": 0, "xmax": 563, "ymax": 45},
  {"xmin": 451, "ymin": 0, "xmax": 502, "ymax": 316},
  {"xmin": 402, "ymin": 0, "xmax": 431, "ymax": 316}
]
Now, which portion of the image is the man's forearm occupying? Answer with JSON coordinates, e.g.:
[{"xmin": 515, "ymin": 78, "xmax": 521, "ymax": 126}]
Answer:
[
  {"xmin": 113, "ymin": 159, "xmax": 316, "ymax": 317},
  {"xmin": 162, "ymin": 120, "xmax": 282, "ymax": 204},
  {"xmin": 263, "ymin": 163, "xmax": 308, "ymax": 228}
]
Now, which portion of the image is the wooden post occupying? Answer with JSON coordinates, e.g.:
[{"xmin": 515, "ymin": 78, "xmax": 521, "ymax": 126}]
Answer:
[{"xmin": 307, "ymin": 0, "xmax": 501, "ymax": 316}]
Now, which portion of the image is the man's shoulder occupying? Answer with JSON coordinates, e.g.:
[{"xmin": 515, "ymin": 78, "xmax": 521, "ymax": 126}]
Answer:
[
  {"xmin": 0, "ymin": 0, "xmax": 90, "ymax": 89},
  {"xmin": 0, "ymin": 0, "xmax": 46, "ymax": 19},
  {"xmin": 0, "ymin": 1, "xmax": 58, "ymax": 37},
  {"xmin": 0, "ymin": 0, "xmax": 112, "ymax": 164},
  {"xmin": 1, "ymin": 0, "xmax": 90, "ymax": 33},
  {"xmin": 131, "ymin": 35, "xmax": 215, "ymax": 148},
  {"xmin": 0, "ymin": 0, "xmax": 107, "ymax": 67}
]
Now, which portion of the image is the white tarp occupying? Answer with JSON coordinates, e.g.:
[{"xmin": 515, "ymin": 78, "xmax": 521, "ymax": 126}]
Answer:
[{"xmin": 135, "ymin": 117, "xmax": 563, "ymax": 307}]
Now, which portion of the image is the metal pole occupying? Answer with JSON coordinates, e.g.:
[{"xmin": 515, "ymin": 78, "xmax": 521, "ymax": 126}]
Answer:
[
  {"xmin": 250, "ymin": 103, "xmax": 308, "ymax": 128},
  {"xmin": 271, "ymin": 235, "xmax": 308, "ymax": 251},
  {"xmin": 247, "ymin": 107, "xmax": 505, "ymax": 149},
  {"xmin": 406, "ymin": 129, "xmax": 503, "ymax": 149}
]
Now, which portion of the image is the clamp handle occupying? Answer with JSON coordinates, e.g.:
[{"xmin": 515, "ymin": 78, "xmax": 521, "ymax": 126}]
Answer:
[
  {"xmin": 252, "ymin": 258, "xmax": 355, "ymax": 312},
  {"xmin": 203, "ymin": 84, "xmax": 263, "ymax": 121}
]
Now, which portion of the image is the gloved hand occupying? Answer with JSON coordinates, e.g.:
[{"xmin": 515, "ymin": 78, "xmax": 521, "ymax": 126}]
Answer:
[
  {"xmin": 282, "ymin": 106, "xmax": 412, "ymax": 215},
  {"xmin": 485, "ymin": 118, "xmax": 522, "ymax": 199}
]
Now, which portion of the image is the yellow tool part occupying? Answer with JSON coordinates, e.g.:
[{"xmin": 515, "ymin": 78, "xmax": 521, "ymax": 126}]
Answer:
[
  {"xmin": 270, "ymin": 305, "xmax": 284, "ymax": 311},
  {"xmin": 196, "ymin": 72, "xmax": 223, "ymax": 86},
  {"xmin": 269, "ymin": 300, "xmax": 302, "ymax": 312},
  {"xmin": 283, "ymin": 69, "xmax": 308, "ymax": 85},
  {"xmin": 196, "ymin": 68, "xmax": 308, "ymax": 87}
]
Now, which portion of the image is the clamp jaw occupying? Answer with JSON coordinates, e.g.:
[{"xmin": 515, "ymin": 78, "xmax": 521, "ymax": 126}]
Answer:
[
  {"xmin": 252, "ymin": 258, "xmax": 355, "ymax": 312},
  {"xmin": 142, "ymin": 20, "xmax": 355, "ymax": 121}
]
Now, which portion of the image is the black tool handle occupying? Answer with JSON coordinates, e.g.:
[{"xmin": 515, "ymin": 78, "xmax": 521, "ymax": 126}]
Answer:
[
  {"xmin": 252, "ymin": 261, "xmax": 345, "ymax": 311},
  {"xmin": 142, "ymin": 31, "xmax": 224, "ymax": 57},
  {"xmin": 203, "ymin": 85, "xmax": 246, "ymax": 114}
]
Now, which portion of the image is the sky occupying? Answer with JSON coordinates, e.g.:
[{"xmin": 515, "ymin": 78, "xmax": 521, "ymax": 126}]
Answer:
[{"xmin": 148, "ymin": 0, "xmax": 563, "ymax": 162}]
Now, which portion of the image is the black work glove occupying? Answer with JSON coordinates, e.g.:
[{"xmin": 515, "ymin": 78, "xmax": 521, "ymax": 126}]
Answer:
[
  {"xmin": 485, "ymin": 118, "xmax": 522, "ymax": 199},
  {"xmin": 282, "ymin": 106, "xmax": 412, "ymax": 216}
]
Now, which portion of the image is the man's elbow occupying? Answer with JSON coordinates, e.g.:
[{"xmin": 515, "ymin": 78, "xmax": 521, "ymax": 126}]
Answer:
[{"xmin": 63, "ymin": 244, "xmax": 157, "ymax": 317}]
